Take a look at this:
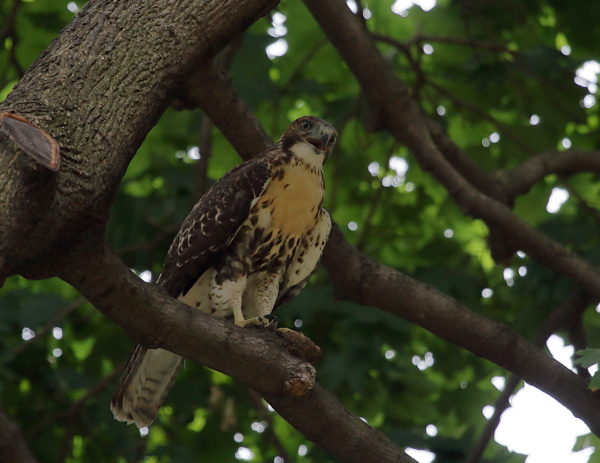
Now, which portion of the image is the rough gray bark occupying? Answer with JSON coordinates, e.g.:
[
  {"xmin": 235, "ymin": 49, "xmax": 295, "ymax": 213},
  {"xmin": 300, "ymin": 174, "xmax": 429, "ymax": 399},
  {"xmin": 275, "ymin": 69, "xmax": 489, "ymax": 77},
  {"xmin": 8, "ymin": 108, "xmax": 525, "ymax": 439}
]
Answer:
[
  {"xmin": 0, "ymin": 0, "xmax": 278, "ymax": 282},
  {"xmin": 0, "ymin": 1, "xmax": 417, "ymax": 461}
]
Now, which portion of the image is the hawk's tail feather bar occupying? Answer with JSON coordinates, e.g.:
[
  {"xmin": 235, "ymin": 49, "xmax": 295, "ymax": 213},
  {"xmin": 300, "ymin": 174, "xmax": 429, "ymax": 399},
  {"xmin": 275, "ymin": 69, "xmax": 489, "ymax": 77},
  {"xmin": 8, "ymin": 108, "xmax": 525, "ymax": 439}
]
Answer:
[{"xmin": 111, "ymin": 346, "xmax": 183, "ymax": 428}]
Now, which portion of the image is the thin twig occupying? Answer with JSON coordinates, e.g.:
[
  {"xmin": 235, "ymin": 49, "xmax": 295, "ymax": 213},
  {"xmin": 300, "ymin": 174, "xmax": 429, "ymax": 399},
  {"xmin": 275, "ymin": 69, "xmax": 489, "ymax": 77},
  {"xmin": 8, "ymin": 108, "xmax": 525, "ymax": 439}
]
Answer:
[
  {"xmin": 408, "ymin": 34, "xmax": 516, "ymax": 55},
  {"xmin": 196, "ymin": 114, "xmax": 213, "ymax": 197},
  {"xmin": 562, "ymin": 179, "xmax": 600, "ymax": 227},
  {"xmin": 356, "ymin": 185, "xmax": 383, "ymax": 251},
  {"xmin": 427, "ymin": 79, "xmax": 534, "ymax": 155},
  {"xmin": 278, "ymin": 38, "xmax": 328, "ymax": 94},
  {"xmin": 354, "ymin": 0, "xmax": 367, "ymax": 28},
  {"xmin": 7, "ymin": 298, "xmax": 85, "ymax": 359},
  {"xmin": 247, "ymin": 388, "xmax": 295, "ymax": 463},
  {"xmin": 0, "ymin": 409, "xmax": 38, "ymax": 463},
  {"xmin": 27, "ymin": 366, "xmax": 122, "ymax": 436},
  {"xmin": 356, "ymin": 144, "xmax": 398, "ymax": 251}
]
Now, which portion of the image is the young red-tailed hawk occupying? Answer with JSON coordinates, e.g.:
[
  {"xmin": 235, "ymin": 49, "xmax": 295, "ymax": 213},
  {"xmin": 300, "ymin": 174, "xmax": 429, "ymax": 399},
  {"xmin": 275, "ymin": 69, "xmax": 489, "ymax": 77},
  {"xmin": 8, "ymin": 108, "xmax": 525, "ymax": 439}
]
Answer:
[{"xmin": 111, "ymin": 116, "xmax": 337, "ymax": 427}]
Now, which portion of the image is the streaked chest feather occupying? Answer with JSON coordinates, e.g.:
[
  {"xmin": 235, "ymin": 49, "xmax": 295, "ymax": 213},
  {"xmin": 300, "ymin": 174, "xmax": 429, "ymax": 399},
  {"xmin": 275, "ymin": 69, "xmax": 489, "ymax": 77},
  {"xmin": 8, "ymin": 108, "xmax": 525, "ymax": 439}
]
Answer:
[{"xmin": 257, "ymin": 164, "xmax": 324, "ymax": 236}]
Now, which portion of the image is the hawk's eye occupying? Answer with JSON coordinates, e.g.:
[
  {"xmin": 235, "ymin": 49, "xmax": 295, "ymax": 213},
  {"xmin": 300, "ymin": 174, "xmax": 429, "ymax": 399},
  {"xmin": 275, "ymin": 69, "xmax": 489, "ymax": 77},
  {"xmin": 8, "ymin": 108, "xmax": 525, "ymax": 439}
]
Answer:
[{"xmin": 300, "ymin": 120, "xmax": 313, "ymax": 130}]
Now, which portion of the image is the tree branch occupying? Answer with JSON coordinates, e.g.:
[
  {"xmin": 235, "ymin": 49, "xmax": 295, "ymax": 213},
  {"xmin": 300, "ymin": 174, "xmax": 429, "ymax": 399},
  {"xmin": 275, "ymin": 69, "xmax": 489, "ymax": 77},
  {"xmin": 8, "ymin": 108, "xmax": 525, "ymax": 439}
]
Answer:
[
  {"xmin": 0, "ymin": 1, "xmax": 414, "ymax": 460},
  {"xmin": 496, "ymin": 150, "xmax": 600, "ymax": 198},
  {"xmin": 323, "ymin": 224, "xmax": 600, "ymax": 435},
  {"xmin": 0, "ymin": 409, "xmax": 39, "ymax": 463},
  {"xmin": 27, "ymin": 366, "xmax": 122, "ymax": 437},
  {"xmin": 465, "ymin": 291, "xmax": 591, "ymax": 463},
  {"xmin": 178, "ymin": 63, "xmax": 272, "ymax": 161},
  {"xmin": 303, "ymin": 0, "xmax": 600, "ymax": 300},
  {"xmin": 57, "ymin": 241, "xmax": 414, "ymax": 463},
  {"xmin": 247, "ymin": 389, "xmax": 296, "ymax": 463},
  {"xmin": 0, "ymin": 0, "xmax": 279, "ymax": 283},
  {"xmin": 171, "ymin": 52, "xmax": 600, "ymax": 435},
  {"xmin": 408, "ymin": 35, "xmax": 515, "ymax": 55}
]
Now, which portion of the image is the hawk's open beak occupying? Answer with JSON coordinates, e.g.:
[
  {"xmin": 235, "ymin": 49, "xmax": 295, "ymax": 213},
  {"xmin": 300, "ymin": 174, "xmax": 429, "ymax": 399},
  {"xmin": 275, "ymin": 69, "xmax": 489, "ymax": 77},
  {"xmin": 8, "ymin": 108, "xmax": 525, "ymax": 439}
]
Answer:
[{"xmin": 306, "ymin": 137, "xmax": 326, "ymax": 151}]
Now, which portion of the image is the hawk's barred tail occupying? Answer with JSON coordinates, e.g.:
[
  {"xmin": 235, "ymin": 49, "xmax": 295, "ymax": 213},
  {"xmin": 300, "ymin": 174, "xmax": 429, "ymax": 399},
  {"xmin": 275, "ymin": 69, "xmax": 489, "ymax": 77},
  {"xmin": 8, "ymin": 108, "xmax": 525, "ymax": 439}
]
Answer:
[{"xmin": 111, "ymin": 345, "xmax": 183, "ymax": 428}]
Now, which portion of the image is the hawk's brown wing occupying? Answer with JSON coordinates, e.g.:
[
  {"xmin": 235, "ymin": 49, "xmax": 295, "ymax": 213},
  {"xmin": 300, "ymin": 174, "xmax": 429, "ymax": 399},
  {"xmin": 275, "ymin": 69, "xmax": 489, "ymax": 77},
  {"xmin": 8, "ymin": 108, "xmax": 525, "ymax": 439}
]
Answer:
[{"xmin": 158, "ymin": 154, "xmax": 274, "ymax": 297}]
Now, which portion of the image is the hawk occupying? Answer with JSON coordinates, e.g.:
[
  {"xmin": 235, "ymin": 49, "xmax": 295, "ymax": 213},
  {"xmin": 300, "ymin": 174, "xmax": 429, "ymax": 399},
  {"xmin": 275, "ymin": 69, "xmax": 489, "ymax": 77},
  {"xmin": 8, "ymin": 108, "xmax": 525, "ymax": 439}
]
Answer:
[{"xmin": 111, "ymin": 116, "xmax": 337, "ymax": 427}]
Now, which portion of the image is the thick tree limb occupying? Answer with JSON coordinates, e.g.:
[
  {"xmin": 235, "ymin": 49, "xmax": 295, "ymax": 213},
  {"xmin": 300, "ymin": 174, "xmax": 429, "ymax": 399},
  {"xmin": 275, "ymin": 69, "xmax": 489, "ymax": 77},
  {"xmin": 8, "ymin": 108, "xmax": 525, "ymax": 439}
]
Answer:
[
  {"xmin": 323, "ymin": 224, "xmax": 600, "ymax": 435},
  {"xmin": 1, "ymin": 0, "xmax": 598, "ymax": 457},
  {"xmin": 0, "ymin": 1, "xmax": 416, "ymax": 459},
  {"xmin": 57, "ymin": 242, "xmax": 415, "ymax": 463},
  {"xmin": 0, "ymin": 0, "xmax": 279, "ymax": 283},
  {"xmin": 0, "ymin": 409, "xmax": 39, "ymax": 463},
  {"xmin": 176, "ymin": 55, "xmax": 600, "ymax": 435},
  {"xmin": 303, "ymin": 0, "xmax": 600, "ymax": 300}
]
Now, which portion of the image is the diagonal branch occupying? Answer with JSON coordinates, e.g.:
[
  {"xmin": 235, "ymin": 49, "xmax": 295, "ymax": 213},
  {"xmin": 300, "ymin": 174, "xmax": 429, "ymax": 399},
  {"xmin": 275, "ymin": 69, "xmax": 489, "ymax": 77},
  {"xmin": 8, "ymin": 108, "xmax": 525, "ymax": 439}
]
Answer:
[
  {"xmin": 465, "ymin": 291, "xmax": 591, "ymax": 463},
  {"xmin": 27, "ymin": 366, "xmax": 122, "ymax": 437},
  {"xmin": 175, "ymin": 53, "xmax": 600, "ymax": 436},
  {"xmin": 0, "ymin": 0, "xmax": 280, "ymax": 284},
  {"xmin": 57, "ymin": 241, "xmax": 415, "ymax": 463},
  {"xmin": 303, "ymin": 0, "xmax": 600, "ymax": 300},
  {"xmin": 322, "ymin": 224, "xmax": 600, "ymax": 435},
  {"xmin": 0, "ymin": 409, "xmax": 39, "ymax": 463},
  {"xmin": 247, "ymin": 389, "xmax": 296, "ymax": 463}
]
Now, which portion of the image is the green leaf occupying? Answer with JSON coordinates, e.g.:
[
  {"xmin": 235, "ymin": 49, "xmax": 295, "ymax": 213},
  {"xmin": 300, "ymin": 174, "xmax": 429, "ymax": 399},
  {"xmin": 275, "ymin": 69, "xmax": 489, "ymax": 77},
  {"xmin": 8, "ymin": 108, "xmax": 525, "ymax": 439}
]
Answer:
[{"xmin": 574, "ymin": 348, "xmax": 600, "ymax": 368}]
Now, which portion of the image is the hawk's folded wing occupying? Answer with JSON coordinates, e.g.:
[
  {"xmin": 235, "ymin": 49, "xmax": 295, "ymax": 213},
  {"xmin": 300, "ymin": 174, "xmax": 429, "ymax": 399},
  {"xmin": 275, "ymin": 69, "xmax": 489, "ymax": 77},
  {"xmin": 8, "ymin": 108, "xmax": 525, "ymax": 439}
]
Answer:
[{"xmin": 158, "ymin": 154, "xmax": 273, "ymax": 297}]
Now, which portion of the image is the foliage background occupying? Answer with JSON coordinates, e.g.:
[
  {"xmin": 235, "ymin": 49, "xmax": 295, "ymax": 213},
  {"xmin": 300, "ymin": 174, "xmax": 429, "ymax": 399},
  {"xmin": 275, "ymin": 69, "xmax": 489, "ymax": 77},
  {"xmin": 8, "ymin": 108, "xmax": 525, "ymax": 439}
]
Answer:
[{"xmin": 1, "ymin": 0, "xmax": 599, "ymax": 462}]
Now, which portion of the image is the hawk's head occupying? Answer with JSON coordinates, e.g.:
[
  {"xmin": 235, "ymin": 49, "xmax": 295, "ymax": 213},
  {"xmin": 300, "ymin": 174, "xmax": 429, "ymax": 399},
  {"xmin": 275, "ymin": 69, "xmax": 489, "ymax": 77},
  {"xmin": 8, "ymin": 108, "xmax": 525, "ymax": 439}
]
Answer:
[{"xmin": 281, "ymin": 116, "xmax": 338, "ymax": 161}]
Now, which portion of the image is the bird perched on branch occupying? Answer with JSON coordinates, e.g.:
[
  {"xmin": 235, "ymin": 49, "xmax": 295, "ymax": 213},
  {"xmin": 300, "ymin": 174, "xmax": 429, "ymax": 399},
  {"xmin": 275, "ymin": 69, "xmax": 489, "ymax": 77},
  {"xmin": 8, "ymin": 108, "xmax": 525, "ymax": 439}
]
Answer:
[{"xmin": 111, "ymin": 116, "xmax": 337, "ymax": 428}]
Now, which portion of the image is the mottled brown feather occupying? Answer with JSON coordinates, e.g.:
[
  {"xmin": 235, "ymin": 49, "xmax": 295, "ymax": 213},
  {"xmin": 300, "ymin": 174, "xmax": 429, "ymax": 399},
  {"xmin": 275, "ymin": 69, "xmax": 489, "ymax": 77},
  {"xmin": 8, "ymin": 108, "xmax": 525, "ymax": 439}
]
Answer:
[{"xmin": 158, "ymin": 152, "xmax": 276, "ymax": 297}]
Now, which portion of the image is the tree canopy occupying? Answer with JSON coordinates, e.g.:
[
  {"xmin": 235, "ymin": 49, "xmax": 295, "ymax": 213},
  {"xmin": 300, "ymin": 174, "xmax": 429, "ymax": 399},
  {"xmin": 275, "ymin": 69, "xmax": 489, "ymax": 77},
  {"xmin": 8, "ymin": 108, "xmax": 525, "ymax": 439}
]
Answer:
[{"xmin": 1, "ymin": 0, "xmax": 599, "ymax": 462}]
